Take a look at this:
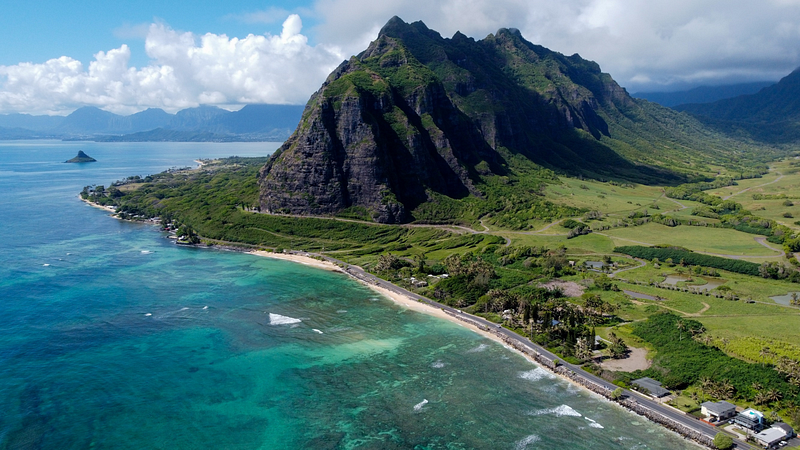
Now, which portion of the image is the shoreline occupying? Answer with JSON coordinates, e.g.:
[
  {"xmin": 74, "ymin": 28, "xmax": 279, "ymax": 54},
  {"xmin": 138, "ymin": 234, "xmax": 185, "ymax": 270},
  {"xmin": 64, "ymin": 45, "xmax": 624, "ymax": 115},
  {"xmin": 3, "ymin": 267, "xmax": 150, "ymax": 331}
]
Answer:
[
  {"xmin": 247, "ymin": 250, "xmax": 713, "ymax": 449},
  {"xmin": 78, "ymin": 194, "xmax": 717, "ymax": 449},
  {"xmin": 79, "ymin": 195, "xmax": 117, "ymax": 213},
  {"xmin": 247, "ymin": 250, "xmax": 517, "ymax": 349}
]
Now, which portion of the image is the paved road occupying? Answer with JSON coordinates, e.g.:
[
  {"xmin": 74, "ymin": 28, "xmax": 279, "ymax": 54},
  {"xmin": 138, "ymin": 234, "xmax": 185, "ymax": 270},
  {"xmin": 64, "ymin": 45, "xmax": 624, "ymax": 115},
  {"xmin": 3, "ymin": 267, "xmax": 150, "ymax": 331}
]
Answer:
[{"xmin": 293, "ymin": 250, "xmax": 752, "ymax": 449}]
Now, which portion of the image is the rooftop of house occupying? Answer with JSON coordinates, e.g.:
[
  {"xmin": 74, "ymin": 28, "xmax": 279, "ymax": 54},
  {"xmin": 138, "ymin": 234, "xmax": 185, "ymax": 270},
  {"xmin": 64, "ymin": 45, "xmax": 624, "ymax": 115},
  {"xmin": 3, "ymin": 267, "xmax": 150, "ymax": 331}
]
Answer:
[
  {"xmin": 755, "ymin": 427, "xmax": 786, "ymax": 444},
  {"xmin": 701, "ymin": 400, "xmax": 736, "ymax": 414},
  {"xmin": 631, "ymin": 377, "xmax": 671, "ymax": 397}
]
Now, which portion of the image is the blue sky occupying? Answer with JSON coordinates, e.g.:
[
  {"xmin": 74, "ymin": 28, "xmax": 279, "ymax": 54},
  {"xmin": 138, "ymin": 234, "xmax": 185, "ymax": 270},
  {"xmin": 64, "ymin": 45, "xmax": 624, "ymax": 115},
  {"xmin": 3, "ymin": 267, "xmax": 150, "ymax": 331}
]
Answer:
[
  {"xmin": 2, "ymin": 0, "xmax": 799, "ymax": 115},
  {"xmin": 0, "ymin": 0, "xmax": 317, "ymax": 66}
]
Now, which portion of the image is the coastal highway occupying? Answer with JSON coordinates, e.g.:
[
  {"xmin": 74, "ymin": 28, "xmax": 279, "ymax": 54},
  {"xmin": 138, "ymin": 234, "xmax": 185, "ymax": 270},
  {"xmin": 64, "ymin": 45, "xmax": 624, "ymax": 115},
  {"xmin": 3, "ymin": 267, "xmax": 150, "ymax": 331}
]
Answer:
[{"xmin": 298, "ymin": 251, "xmax": 753, "ymax": 450}]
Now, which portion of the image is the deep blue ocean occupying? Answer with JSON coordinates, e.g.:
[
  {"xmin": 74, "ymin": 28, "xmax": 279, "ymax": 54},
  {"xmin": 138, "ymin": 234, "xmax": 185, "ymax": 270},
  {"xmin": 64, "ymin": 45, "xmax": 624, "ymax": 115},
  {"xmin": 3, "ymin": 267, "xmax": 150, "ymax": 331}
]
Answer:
[{"xmin": 0, "ymin": 141, "xmax": 698, "ymax": 449}]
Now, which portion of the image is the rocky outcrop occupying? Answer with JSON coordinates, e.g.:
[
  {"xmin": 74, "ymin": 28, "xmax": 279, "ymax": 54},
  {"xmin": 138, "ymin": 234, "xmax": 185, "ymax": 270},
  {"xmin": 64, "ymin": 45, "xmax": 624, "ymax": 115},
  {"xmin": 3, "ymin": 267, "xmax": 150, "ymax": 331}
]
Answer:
[{"xmin": 65, "ymin": 150, "xmax": 96, "ymax": 163}]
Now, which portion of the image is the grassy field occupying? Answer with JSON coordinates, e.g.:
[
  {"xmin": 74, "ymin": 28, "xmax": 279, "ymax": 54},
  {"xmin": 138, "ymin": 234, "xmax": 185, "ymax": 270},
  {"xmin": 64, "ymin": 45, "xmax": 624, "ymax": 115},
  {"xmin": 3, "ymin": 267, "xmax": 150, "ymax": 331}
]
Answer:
[
  {"xmin": 701, "ymin": 315, "xmax": 800, "ymax": 363},
  {"xmin": 543, "ymin": 177, "xmax": 664, "ymax": 215},
  {"xmin": 617, "ymin": 261, "xmax": 800, "ymax": 303},
  {"xmin": 708, "ymin": 159, "xmax": 800, "ymax": 231},
  {"xmin": 601, "ymin": 222, "xmax": 782, "ymax": 257}
]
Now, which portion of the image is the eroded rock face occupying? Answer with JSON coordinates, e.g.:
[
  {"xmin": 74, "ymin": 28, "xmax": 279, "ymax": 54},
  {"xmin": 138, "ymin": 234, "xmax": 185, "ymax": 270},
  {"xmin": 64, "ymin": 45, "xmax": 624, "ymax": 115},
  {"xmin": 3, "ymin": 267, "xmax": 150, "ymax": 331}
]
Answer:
[
  {"xmin": 258, "ymin": 17, "xmax": 680, "ymax": 223},
  {"xmin": 259, "ymin": 42, "xmax": 481, "ymax": 223}
]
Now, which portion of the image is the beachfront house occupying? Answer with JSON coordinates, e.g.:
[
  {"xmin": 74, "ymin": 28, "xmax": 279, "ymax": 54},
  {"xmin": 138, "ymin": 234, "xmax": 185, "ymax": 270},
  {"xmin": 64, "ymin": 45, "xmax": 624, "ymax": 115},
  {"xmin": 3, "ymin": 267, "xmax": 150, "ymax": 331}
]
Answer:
[
  {"xmin": 773, "ymin": 423, "xmax": 795, "ymax": 439},
  {"xmin": 700, "ymin": 400, "xmax": 736, "ymax": 421},
  {"xmin": 631, "ymin": 377, "xmax": 671, "ymax": 398},
  {"xmin": 755, "ymin": 428, "xmax": 785, "ymax": 448},
  {"xmin": 754, "ymin": 424, "xmax": 794, "ymax": 448},
  {"xmin": 733, "ymin": 408, "xmax": 765, "ymax": 432}
]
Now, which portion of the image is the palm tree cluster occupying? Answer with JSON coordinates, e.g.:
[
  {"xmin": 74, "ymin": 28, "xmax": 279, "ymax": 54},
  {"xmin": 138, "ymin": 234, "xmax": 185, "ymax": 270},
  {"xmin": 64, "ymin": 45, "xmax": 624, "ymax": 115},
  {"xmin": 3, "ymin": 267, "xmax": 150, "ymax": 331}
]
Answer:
[
  {"xmin": 776, "ymin": 357, "xmax": 800, "ymax": 387},
  {"xmin": 699, "ymin": 377, "xmax": 736, "ymax": 400}
]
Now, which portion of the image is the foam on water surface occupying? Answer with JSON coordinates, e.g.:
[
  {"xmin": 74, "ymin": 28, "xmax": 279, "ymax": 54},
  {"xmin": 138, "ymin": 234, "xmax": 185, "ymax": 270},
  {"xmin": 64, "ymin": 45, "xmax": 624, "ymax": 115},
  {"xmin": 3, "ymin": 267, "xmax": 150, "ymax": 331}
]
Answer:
[
  {"xmin": 529, "ymin": 404, "xmax": 582, "ymax": 417},
  {"xmin": 467, "ymin": 343, "xmax": 489, "ymax": 353},
  {"xmin": 518, "ymin": 367, "xmax": 555, "ymax": 382},
  {"xmin": 269, "ymin": 313, "xmax": 302, "ymax": 325},
  {"xmin": 516, "ymin": 434, "xmax": 540, "ymax": 449}
]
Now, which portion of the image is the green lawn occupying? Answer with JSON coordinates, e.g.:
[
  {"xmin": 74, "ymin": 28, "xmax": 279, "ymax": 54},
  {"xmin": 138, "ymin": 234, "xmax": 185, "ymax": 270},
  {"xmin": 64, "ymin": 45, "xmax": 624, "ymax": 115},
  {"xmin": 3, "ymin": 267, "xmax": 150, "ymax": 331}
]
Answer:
[
  {"xmin": 543, "ymin": 177, "xmax": 664, "ymax": 215},
  {"xmin": 602, "ymin": 222, "xmax": 781, "ymax": 257}
]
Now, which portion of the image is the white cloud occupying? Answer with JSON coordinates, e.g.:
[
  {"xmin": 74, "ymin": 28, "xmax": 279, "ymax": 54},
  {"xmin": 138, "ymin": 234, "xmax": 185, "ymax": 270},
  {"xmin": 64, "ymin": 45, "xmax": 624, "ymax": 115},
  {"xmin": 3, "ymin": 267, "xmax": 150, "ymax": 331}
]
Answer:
[
  {"xmin": 3, "ymin": 2, "xmax": 800, "ymax": 115},
  {"xmin": 311, "ymin": 0, "xmax": 800, "ymax": 91},
  {"xmin": 0, "ymin": 15, "xmax": 343, "ymax": 115}
]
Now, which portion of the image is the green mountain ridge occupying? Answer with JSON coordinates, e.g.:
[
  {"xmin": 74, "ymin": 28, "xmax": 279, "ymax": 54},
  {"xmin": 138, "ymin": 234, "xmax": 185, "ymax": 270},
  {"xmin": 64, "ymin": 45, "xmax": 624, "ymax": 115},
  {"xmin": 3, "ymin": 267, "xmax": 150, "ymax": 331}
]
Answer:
[
  {"xmin": 675, "ymin": 68, "xmax": 800, "ymax": 144},
  {"xmin": 259, "ymin": 17, "xmax": 778, "ymax": 224}
]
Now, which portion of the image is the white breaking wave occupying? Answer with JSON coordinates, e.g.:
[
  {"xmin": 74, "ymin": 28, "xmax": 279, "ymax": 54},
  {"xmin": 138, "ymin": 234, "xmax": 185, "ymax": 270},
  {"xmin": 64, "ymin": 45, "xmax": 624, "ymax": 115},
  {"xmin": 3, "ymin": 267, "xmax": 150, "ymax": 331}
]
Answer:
[
  {"xmin": 467, "ymin": 343, "xmax": 489, "ymax": 353},
  {"xmin": 140, "ymin": 250, "xmax": 152, "ymax": 254},
  {"xmin": 518, "ymin": 367, "xmax": 555, "ymax": 382},
  {"xmin": 515, "ymin": 434, "xmax": 540, "ymax": 449},
  {"xmin": 431, "ymin": 360, "xmax": 446, "ymax": 369},
  {"xmin": 336, "ymin": 310, "xmax": 347, "ymax": 313},
  {"xmin": 144, "ymin": 313, "xmax": 152, "ymax": 317},
  {"xmin": 269, "ymin": 313, "xmax": 302, "ymax": 325},
  {"xmin": 312, "ymin": 329, "xmax": 323, "ymax": 334},
  {"xmin": 585, "ymin": 418, "xmax": 604, "ymax": 429},
  {"xmin": 42, "ymin": 264, "xmax": 50, "ymax": 267},
  {"xmin": 202, "ymin": 306, "xmax": 208, "ymax": 310},
  {"xmin": 413, "ymin": 399, "xmax": 428, "ymax": 411},
  {"xmin": 528, "ymin": 404, "xmax": 582, "ymax": 417}
]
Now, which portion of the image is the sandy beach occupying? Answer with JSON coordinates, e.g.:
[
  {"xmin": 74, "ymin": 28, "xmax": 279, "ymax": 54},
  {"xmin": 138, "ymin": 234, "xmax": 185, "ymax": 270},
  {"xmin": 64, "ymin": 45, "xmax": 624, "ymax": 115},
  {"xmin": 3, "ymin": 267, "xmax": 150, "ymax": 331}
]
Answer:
[
  {"xmin": 246, "ymin": 250, "xmax": 514, "ymax": 349},
  {"xmin": 246, "ymin": 249, "xmax": 712, "ymax": 449},
  {"xmin": 79, "ymin": 196, "xmax": 117, "ymax": 213}
]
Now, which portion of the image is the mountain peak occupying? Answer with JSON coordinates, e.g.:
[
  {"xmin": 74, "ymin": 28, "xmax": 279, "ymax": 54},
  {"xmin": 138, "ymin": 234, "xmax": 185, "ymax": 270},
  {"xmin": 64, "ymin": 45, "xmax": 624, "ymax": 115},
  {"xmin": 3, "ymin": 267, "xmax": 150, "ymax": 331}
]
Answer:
[
  {"xmin": 377, "ymin": 16, "xmax": 440, "ymax": 42},
  {"xmin": 259, "ymin": 19, "xmax": 754, "ymax": 223}
]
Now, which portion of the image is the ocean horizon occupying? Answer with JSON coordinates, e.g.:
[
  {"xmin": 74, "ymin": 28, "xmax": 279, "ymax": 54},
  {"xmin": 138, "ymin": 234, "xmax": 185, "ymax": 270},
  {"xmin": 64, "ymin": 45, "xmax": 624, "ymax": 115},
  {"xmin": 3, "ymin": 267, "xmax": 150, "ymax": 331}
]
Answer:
[{"xmin": 0, "ymin": 140, "xmax": 699, "ymax": 449}]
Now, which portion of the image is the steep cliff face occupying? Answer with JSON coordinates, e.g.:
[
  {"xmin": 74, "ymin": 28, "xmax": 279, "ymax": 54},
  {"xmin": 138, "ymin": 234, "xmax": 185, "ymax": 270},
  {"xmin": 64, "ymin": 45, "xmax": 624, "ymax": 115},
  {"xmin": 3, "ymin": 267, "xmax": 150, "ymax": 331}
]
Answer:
[
  {"xmin": 259, "ymin": 28, "xmax": 489, "ymax": 223},
  {"xmin": 259, "ymin": 17, "xmax": 752, "ymax": 223}
]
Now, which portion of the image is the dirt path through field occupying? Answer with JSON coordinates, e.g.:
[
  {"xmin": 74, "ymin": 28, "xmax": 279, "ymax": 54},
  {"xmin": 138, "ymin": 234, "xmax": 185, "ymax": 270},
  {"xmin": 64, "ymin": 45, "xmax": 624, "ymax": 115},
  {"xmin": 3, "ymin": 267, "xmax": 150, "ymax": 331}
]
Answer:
[
  {"xmin": 754, "ymin": 236, "xmax": 783, "ymax": 252},
  {"xmin": 723, "ymin": 173, "xmax": 784, "ymax": 200}
]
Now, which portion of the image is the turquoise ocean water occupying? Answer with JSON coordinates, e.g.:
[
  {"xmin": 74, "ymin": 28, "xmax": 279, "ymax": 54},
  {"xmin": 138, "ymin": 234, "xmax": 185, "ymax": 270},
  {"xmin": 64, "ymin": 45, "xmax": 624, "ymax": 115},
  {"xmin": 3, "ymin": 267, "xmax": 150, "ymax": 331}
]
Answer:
[{"xmin": 0, "ymin": 141, "xmax": 698, "ymax": 449}]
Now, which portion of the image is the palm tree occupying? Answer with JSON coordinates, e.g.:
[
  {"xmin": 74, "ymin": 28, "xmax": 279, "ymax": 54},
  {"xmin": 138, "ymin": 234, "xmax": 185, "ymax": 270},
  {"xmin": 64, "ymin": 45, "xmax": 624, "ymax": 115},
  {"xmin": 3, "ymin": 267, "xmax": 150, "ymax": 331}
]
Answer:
[
  {"xmin": 720, "ymin": 380, "xmax": 735, "ymax": 399},
  {"xmin": 760, "ymin": 346, "xmax": 775, "ymax": 365},
  {"xmin": 755, "ymin": 392, "xmax": 769, "ymax": 405},
  {"xmin": 676, "ymin": 320, "xmax": 686, "ymax": 341},
  {"xmin": 699, "ymin": 377, "xmax": 714, "ymax": 395},
  {"xmin": 766, "ymin": 389, "xmax": 782, "ymax": 404}
]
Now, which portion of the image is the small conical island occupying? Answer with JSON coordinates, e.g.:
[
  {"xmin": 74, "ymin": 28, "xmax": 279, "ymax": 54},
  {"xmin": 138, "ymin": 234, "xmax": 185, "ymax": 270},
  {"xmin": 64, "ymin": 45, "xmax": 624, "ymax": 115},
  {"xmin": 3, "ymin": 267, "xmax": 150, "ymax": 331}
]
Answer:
[{"xmin": 65, "ymin": 151, "xmax": 97, "ymax": 163}]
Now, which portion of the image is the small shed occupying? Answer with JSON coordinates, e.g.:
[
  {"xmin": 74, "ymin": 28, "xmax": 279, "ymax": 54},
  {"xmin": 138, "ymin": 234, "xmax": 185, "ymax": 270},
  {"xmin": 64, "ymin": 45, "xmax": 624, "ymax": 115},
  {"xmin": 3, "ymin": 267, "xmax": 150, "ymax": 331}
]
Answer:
[
  {"xmin": 631, "ymin": 377, "xmax": 671, "ymax": 398},
  {"xmin": 700, "ymin": 400, "xmax": 736, "ymax": 421}
]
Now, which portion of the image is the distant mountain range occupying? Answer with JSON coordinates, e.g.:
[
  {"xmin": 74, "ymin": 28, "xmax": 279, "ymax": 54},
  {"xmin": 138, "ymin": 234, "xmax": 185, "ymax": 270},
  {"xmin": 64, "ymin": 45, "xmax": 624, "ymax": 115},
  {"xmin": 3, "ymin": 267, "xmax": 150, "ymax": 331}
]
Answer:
[
  {"xmin": 674, "ymin": 68, "xmax": 800, "ymax": 144},
  {"xmin": 0, "ymin": 104, "xmax": 305, "ymax": 141},
  {"xmin": 633, "ymin": 81, "xmax": 775, "ymax": 107}
]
